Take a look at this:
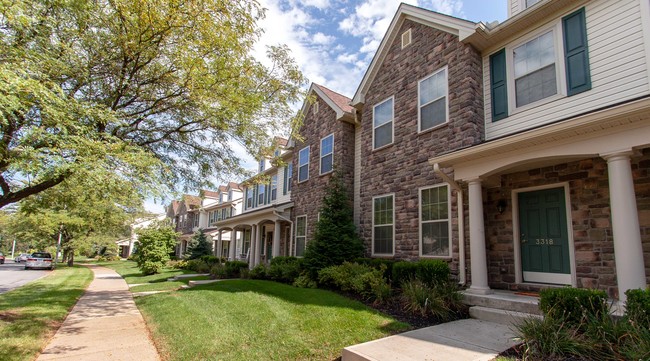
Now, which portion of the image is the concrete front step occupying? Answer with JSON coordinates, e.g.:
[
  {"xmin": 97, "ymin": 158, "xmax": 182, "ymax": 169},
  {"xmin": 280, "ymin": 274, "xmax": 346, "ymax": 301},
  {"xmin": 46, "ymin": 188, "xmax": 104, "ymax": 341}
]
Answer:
[
  {"xmin": 341, "ymin": 319, "xmax": 518, "ymax": 361},
  {"xmin": 463, "ymin": 290, "xmax": 542, "ymax": 316},
  {"xmin": 187, "ymin": 279, "xmax": 220, "ymax": 287},
  {"xmin": 469, "ymin": 306, "xmax": 542, "ymax": 327}
]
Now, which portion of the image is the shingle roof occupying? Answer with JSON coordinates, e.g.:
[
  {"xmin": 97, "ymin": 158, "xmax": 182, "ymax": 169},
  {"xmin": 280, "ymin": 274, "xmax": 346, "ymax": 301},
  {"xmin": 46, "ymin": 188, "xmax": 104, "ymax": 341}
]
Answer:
[
  {"xmin": 274, "ymin": 137, "xmax": 288, "ymax": 147},
  {"xmin": 202, "ymin": 189, "xmax": 220, "ymax": 198},
  {"xmin": 182, "ymin": 194, "xmax": 201, "ymax": 207},
  {"xmin": 314, "ymin": 84, "xmax": 354, "ymax": 113},
  {"xmin": 227, "ymin": 182, "xmax": 241, "ymax": 190}
]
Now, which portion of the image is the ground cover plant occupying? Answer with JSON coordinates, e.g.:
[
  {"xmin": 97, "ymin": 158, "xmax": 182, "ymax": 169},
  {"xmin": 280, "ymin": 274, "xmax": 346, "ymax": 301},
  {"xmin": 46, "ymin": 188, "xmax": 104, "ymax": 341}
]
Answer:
[
  {"xmin": 0, "ymin": 266, "xmax": 93, "ymax": 361},
  {"xmin": 135, "ymin": 279, "xmax": 409, "ymax": 360}
]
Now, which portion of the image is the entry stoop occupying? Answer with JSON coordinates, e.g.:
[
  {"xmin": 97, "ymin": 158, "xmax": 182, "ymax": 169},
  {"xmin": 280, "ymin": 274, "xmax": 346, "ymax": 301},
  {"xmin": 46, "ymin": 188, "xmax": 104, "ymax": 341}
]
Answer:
[{"xmin": 463, "ymin": 290, "xmax": 543, "ymax": 327}]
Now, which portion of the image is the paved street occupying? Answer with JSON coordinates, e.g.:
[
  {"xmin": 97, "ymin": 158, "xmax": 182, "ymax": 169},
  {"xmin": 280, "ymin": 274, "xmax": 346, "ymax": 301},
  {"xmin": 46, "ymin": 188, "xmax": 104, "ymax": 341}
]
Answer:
[{"xmin": 0, "ymin": 261, "xmax": 50, "ymax": 294}]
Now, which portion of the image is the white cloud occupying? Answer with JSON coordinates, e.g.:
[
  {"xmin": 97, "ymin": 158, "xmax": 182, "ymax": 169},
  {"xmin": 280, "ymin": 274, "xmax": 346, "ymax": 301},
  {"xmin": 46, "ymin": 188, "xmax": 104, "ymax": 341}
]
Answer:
[
  {"xmin": 297, "ymin": 0, "xmax": 331, "ymax": 10},
  {"xmin": 312, "ymin": 32, "xmax": 335, "ymax": 45}
]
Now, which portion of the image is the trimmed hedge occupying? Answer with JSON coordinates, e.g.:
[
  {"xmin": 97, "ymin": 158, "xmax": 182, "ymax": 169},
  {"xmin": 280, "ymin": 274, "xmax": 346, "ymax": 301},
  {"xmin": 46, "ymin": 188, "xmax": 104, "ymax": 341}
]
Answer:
[
  {"xmin": 355, "ymin": 258, "xmax": 395, "ymax": 281},
  {"xmin": 268, "ymin": 256, "xmax": 303, "ymax": 284},
  {"xmin": 392, "ymin": 259, "xmax": 450, "ymax": 287},
  {"xmin": 539, "ymin": 287, "xmax": 608, "ymax": 327}
]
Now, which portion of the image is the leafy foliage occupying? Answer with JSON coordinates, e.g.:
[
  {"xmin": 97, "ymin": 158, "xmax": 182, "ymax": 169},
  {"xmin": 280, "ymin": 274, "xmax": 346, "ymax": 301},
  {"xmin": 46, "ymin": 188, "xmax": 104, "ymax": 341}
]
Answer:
[
  {"xmin": 0, "ymin": 0, "xmax": 307, "ymax": 208},
  {"xmin": 392, "ymin": 259, "xmax": 451, "ymax": 287},
  {"xmin": 400, "ymin": 279, "xmax": 464, "ymax": 321},
  {"xmin": 318, "ymin": 262, "xmax": 391, "ymax": 303},
  {"xmin": 268, "ymin": 256, "xmax": 303, "ymax": 284},
  {"xmin": 134, "ymin": 223, "xmax": 178, "ymax": 275},
  {"xmin": 185, "ymin": 229, "xmax": 213, "ymax": 260},
  {"xmin": 303, "ymin": 172, "xmax": 363, "ymax": 277},
  {"xmin": 539, "ymin": 287, "xmax": 608, "ymax": 328},
  {"xmin": 625, "ymin": 288, "xmax": 650, "ymax": 328}
]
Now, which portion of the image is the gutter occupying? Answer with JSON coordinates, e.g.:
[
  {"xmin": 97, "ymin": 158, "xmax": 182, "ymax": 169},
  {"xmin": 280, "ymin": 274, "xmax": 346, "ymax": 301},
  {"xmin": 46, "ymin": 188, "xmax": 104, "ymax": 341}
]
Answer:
[{"xmin": 432, "ymin": 163, "xmax": 466, "ymax": 286}]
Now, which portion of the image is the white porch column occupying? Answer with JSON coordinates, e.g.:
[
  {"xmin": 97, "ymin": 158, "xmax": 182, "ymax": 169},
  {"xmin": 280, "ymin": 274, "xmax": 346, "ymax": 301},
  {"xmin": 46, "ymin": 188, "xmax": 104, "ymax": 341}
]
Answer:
[
  {"xmin": 249, "ymin": 225, "xmax": 257, "ymax": 268},
  {"xmin": 467, "ymin": 179, "xmax": 491, "ymax": 294},
  {"xmin": 229, "ymin": 230, "xmax": 237, "ymax": 261},
  {"xmin": 603, "ymin": 151, "xmax": 646, "ymax": 302},
  {"xmin": 273, "ymin": 221, "xmax": 281, "ymax": 258},
  {"xmin": 254, "ymin": 224, "xmax": 262, "ymax": 267},
  {"xmin": 216, "ymin": 231, "xmax": 223, "ymax": 259}
]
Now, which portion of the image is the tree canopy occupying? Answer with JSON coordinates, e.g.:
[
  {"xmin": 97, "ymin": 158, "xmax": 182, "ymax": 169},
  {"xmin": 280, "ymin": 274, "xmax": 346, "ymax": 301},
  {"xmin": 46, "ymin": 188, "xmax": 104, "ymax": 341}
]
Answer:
[{"xmin": 0, "ymin": 0, "xmax": 307, "ymax": 208}]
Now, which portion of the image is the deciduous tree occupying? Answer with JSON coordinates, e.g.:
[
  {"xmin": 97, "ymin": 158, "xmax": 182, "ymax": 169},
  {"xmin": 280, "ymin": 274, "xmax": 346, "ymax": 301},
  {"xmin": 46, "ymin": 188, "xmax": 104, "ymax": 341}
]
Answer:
[{"xmin": 0, "ymin": 0, "xmax": 306, "ymax": 208}]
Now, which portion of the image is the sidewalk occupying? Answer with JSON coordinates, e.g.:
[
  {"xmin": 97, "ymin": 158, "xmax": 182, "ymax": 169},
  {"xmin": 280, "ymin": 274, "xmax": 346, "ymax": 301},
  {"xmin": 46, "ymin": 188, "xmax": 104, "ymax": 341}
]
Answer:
[{"xmin": 37, "ymin": 265, "xmax": 160, "ymax": 361}]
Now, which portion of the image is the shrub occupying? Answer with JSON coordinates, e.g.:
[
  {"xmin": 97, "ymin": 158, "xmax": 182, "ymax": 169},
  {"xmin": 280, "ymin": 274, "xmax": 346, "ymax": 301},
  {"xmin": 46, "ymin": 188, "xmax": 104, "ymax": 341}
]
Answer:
[
  {"xmin": 539, "ymin": 287, "xmax": 608, "ymax": 328},
  {"xmin": 210, "ymin": 263, "xmax": 228, "ymax": 279},
  {"xmin": 224, "ymin": 261, "xmax": 249, "ymax": 278},
  {"xmin": 134, "ymin": 224, "xmax": 178, "ymax": 275},
  {"xmin": 355, "ymin": 258, "xmax": 395, "ymax": 281},
  {"xmin": 249, "ymin": 264, "xmax": 269, "ymax": 279},
  {"xmin": 186, "ymin": 259, "xmax": 210, "ymax": 273},
  {"xmin": 268, "ymin": 257, "xmax": 302, "ymax": 284},
  {"xmin": 167, "ymin": 259, "xmax": 188, "ymax": 269},
  {"xmin": 318, "ymin": 262, "xmax": 391, "ymax": 302},
  {"xmin": 185, "ymin": 229, "xmax": 213, "ymax": 259},
  {"xmin": 517, "ymin": 315, "xmax": 598, "ymax": 360},
  {"xmin": 392, "ymin": 259, "xmax": 450, "ymax": 287},
  {"xmin": 293, "ymin": 273, "xmax": 317, "ymax": 288},
  {"xmin": 400, "ymin": 278, "xmax": 464, "ymax": 321},
  {"xmin": 624, "ymin": 288, "xmax": 650, "ymax": 328}
]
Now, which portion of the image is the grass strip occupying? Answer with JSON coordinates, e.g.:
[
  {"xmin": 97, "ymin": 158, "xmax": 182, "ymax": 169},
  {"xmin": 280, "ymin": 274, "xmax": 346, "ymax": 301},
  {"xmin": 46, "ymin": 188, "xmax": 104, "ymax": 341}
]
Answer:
[
  {"xmin": 101, "ymin": 261, "xmax": 195, "ymax": 292},
  {"xmin": 0, "ymin": 266, "xmax": 93, "ymax": 361},
  {"xmin": 137, "ymin": 279, "xmax": 410, "ymax": 361}
]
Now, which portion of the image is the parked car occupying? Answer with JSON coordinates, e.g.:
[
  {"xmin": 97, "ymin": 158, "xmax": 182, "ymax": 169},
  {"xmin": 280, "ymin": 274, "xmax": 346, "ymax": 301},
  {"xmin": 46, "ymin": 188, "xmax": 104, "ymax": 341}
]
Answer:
[
  {"xmin": 25, "ymin": 252, "xmax": 54, "ymax": 270},
  {"xmin": 0, "ymin": 252, "xmax": 5, "ymax": 264},
  {"xmin": 14, "ymin": 253, "xmax": 29, "ymax": 263}
]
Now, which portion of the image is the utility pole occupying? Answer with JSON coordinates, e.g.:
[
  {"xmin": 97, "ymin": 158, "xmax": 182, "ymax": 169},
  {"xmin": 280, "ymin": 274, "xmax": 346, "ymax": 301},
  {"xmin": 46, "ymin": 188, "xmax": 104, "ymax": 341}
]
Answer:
[{"xmin": 11, "ymin": 238, "xmax": 16, "ymax": 258}]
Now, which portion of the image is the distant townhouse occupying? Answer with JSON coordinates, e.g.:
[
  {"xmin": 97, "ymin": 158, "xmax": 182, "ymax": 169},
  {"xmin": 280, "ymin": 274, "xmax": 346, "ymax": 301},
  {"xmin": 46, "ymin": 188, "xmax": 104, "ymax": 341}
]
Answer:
[
  {"xmin": 115, "ymin": 214, "xmax": 166, "ymax": 258},
  {"xmin": 291, "ymin": 84, "xmax": 357, "ymax": 256},
  {"xmin": 198, "ymin": 183, "xmax": 243, "ymax": 258},
  {"xmin": 166, "ymin": 194, "xmax": 202, "ymax": 257}
]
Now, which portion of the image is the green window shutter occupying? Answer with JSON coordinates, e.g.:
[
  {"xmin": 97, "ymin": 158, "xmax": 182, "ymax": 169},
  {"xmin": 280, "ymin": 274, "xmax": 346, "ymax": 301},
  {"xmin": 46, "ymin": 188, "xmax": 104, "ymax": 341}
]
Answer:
[
  {"xmin": 490, "ymin": 49, "xmax": 508, "ymax": 121},
  {"xmin": 283, "ymin": 167, "xmax": 288, "ymax": 195},
  {"xmin": 563, "ymin": 7, "xmax": 591, "ymax": 96}
]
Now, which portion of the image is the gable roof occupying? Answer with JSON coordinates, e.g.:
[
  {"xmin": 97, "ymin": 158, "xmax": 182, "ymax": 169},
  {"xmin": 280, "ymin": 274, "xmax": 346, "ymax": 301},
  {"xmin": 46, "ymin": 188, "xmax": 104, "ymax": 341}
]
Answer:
[
  {"xmin": 226, "ymin": 182, "xmax": 241, "ymax": 191},
  {"xmin": 301, "ymin": 83, "xmax": 355, "ymax": 123},
  {"xmin": 182, "ymin": 194, "xmax": 201, "ymax": 209},
  {"xmin": 201, "ymin": 189, "xmax": 220, "ymax": 199},
  {"xmin": 351, "ymin": 3, "xmax": 476, "ymax": 106}
]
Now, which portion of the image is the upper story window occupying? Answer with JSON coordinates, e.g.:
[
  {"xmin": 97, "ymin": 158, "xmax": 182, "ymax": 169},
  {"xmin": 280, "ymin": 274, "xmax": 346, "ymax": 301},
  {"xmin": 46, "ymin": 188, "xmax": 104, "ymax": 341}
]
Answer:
[
  {"xmin": 513, "ymin": 31, "xmax": 557, "ymax": 107},
  {"xmin": 257, "ymin": 184, "xmax": 265, "ymax": 205},
  {"xmin": 372, "ymin": 194, "xmax": 394, "ymax": 256},
  {"xmin": 298, "ymin": 146, "xmax": 310, "ymax": 182},
  {"xmin": 192, "ymin": 214, "xmax": 199, "ymax": 228},
  {"xmin": 270, "ymin": 174, "xmax": 278, "ymax": 201},
  {"xmin": 274, "ymin": 149, "xmax": 281, "ymax": 157},
  {"xmin": 228, "ymin": 190, "xmax": 233, "ymax": 201},
  {"xmin": 320, "ymin": 134, "xmax": 334, "ymax": 175},
  {"xmin": 418, "ymin": 67, "xmax": 448, "ymax": 132},
  {"xmin": 525, "ymin": 0, "xmax": 540, "ymax": 8},
  {"xmin": 373, "ymin": 97, "xmax": 393, "ymax": 149},
  {"xmin": 420, "ymin": 185, "xmax": 451, "ymax": 257},
  {"xmin": 489, "ymin": 7, "xmax": 590, "ymax": 121},
  {"xmin": 284, "ymin": 163, "xmax": 293, "ymax": 194},
  {"xmin": 258, "ymin": 159, "xmax": 265, "ymax": 173},
  {"xmin": 245, "ymin": 187, "xmax": 253, "ymax": 209},
  {"xmin": 295, "ymin": 215, "xmax": 307, "ymax": 257}
]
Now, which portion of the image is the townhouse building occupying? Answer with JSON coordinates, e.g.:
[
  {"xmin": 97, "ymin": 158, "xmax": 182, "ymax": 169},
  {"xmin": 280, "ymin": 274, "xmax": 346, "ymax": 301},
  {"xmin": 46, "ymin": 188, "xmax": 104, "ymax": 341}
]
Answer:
[
  {"xmin": 166, "ymin": 194, "xmax": 202, "ymax": 257},
  {"xmin": 162, "ymin": 0, "xmax": 649, "ymax": 303},
  {"xmin": 199, "ymin": 184, "xmax": 243, "ymax": 257}
]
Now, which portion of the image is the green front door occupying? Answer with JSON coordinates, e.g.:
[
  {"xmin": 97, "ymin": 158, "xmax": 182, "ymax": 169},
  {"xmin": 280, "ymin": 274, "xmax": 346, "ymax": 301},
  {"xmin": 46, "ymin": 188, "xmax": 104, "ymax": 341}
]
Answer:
[{"xmin": 519, "ymin": 187, "xmax": 571, "ymax": 284}]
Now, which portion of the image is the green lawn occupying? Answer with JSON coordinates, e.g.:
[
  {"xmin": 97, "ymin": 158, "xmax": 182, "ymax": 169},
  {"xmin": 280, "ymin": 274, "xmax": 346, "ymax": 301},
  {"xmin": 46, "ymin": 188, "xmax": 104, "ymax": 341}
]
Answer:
[
  {"xmin": 136, "ymin": 280, "xmax": 410, "ymax": 361},
  {"xmin": 0, "ymin": 266, "xmax": 93, "ymax": 361},
  {"xmin": 100, "ymin": 261, "xmax": 201, "ymax": 293}
]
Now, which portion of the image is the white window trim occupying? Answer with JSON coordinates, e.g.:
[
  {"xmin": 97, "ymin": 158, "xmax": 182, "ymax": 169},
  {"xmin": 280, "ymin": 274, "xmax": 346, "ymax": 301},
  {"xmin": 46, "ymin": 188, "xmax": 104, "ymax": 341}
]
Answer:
[
  {"xmin": 270, "ymin": 174, "xmax": 278, "ymax": 201},
  {"xmin": 417, "ymin": 66, "xmax": 449, "ymax": 133},
  {"xmin": 418, "ymin": 184, "xmax": 452, "ymax": 259},
  {"xmin": 401, "ymin": 28, "xmax": 412, "ymax": 49},
  {"xmin": 312, "ymin": 101, "xmax": 318, "ymax": 115},
  {"xmin": 506, "ymin": 22, "xmax": 566, "ymax": 115},
  {"xmin": 294, "ymin": 215, "xmax": 307, "ymax": 257},
  {"xmin": 371, "ymin": 193, "xmax": 395, "ymax": 256},
  {"xmin": 319, "ymin": 133, "xmax": 334, "ymax": 175},
  {"xmin": 298, "ymin": 146, "xmax": 310, "ymax": 183},
  {"xmin": 372, "ymin": 96, "xmax": 395, "ymax": 151}
]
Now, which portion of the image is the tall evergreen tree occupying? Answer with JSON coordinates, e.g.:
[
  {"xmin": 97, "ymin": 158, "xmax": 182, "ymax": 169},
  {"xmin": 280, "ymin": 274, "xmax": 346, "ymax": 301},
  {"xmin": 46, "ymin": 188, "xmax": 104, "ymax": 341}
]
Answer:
[
  {"xmin": 186, "ymin": 229, "xmax": 213, "ymax": 259},
  {"xmin": 303, "ymin": 172, "xmax": 363, "ymax": 278}
]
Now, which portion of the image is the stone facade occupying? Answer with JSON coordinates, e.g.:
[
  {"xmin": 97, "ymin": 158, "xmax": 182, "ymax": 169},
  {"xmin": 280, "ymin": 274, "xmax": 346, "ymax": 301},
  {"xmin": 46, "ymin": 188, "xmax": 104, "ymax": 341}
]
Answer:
[
  {"xmin": 358, "ymin": 19, "xmax": 484, "ymax": 264},
  {"xmin": 292, "ymin": 93, "xmax": 356, "ymax": 244},
  {"xmin": 481, "ymin": 149, "xmax": 650, "ymax": 298}
]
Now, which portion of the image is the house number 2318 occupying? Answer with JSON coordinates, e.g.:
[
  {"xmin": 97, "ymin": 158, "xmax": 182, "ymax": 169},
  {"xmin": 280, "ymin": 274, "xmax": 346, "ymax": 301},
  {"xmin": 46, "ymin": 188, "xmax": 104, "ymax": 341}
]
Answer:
[{"xmin": 536, "ymin": 239, "xmax": 554, "ymax": 245}]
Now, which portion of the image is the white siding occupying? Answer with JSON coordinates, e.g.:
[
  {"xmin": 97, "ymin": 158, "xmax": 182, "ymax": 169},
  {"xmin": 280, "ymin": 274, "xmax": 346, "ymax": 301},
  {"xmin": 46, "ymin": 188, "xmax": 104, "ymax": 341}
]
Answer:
[
  {"xmin": 484, "ymin": 0, "xmax": 650, "ymax": 140},
  {"xmin": 509, "ymin": 0, "xmax": 522, "ymax": 18},
  {"xmin": 276, "ymin": 164, "xmax": 292, "ymax": 204}
]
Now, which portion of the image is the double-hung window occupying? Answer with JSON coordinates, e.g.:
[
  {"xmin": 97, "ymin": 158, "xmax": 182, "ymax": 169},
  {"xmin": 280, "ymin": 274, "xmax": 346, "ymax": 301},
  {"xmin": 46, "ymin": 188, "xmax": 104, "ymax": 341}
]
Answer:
[
  {"xmin": 246, "ymin": 188, "xmax": 253, "ymax": 209},
  {"xmin": 283, "ymin": 163, "xmax": 293, "ymax": 194},
  {"xmin": 373, "ymin": 97, "xmax": 393, "ymax": 149},
  {"xmin": 372, "ymin": 194, "xmax": 394, "ymax": 255},
  {"xmin": 513, "ymin": 30, "xmax": 557, "ymax": 107},
  {"xmin": 418, "ymin": 68, "xmax": 448, "ymax": 131},
  {"xmin": 270, "ymin": 175, "xmax": 277, "ymax": 201},
  {"xmin": 320, "ymin": 134, "xmax": 334, "ymax": 174},
  {"xmin": 420, "ymin": 185, "xmax": 451, "ymax": 257},
  {"xmin": 257, "ymin": 184, "xmax": 265, "ymax": 206},
  {"xmin": 298, "ymin": 146, "xmax": 309, "ymax": 182},
  {"xmin": 258, "ymin": 159, "xmax": 265, "ymax": 173},
  {"xmin": 295, "ymin": 216, "xmax": 307, "ymax": 257}
]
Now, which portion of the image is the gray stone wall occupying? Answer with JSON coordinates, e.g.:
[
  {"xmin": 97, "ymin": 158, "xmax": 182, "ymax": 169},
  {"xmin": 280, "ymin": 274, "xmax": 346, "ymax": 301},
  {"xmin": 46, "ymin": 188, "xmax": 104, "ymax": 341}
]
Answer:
[{"xmin": 358, "ymin": 19, "xmax": 484, "ymax": 265}]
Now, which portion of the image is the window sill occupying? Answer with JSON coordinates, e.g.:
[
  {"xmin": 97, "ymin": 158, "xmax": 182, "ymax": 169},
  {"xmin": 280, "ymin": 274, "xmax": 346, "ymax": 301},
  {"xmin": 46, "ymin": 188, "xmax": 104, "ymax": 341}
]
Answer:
[
  {"xmin": 372, "ymin": 142, "xmax": 394, "ymax": 153},
  {"xmin": 419, "ymin": 254, "xmax": 452, "ymax": 260},
  {"xmin": 371, "ymin": 253, "xmax": 395, "ymax": 258},
  {"xmin": 509, "ymin": 92, "xmax": 564, "ymax": 117},
  {"xmin": 418, "ymin": 122, "xmax": 449, "ymax": 135},
  {"xmin": 319, "ymin": 170, "xmax": 334, "ymax": 177}
]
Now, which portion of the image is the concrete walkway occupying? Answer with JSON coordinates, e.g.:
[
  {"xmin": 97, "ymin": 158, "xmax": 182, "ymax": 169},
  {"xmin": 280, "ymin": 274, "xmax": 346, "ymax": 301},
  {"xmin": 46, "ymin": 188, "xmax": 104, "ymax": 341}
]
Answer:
[
  {"xmin": 37, "ymin": 265, "xmax": 160, "ymax": 361},
  {"xmin": 342, "ymin": 319, "xmax": 519, "ymax": 361}
]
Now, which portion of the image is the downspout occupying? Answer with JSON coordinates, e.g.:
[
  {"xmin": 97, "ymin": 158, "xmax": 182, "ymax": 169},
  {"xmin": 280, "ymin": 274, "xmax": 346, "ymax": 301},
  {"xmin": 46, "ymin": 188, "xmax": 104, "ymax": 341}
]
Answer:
[
  {"xmin": 432, "ymin": 163, "xmax": 466, "ymax": 286},
  {"xmin": 273, "ymin": 211, "xmax": 294, "ymax": 257}
]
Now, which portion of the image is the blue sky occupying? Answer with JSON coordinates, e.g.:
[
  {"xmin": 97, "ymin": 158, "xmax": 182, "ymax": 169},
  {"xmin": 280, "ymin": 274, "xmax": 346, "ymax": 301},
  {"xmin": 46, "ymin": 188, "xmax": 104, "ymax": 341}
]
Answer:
[{"xmin": 144, "ymin": 0, "xmax": 507, "ymax": 213}]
